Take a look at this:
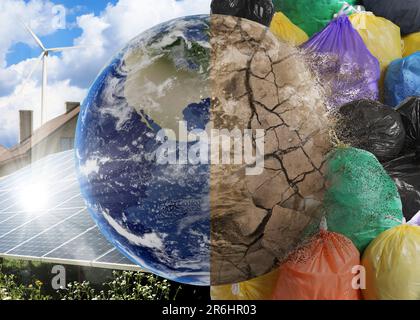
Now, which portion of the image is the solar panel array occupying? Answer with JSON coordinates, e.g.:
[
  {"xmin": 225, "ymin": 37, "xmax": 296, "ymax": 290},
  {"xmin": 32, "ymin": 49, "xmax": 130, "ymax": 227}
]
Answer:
[{"xmin": 0, "ymin": 150, "xmax": 141, "ymax": 271}]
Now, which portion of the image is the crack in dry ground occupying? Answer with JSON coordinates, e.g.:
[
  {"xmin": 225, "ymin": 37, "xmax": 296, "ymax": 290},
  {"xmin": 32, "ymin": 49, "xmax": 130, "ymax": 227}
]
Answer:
[{"xmin": 209, "ymin": 16, "xmax": 332, "ymax": 285}]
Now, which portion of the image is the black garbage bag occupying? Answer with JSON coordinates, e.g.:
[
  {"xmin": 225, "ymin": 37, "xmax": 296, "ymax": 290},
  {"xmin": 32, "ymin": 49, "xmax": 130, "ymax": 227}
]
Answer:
[
  {"xmin": 363, "ymin": 0, "xmax": 420, "ymax": 35},
  {"xmin": 335, "ymin": 100, "xmax": 406, "ymax": 162},
  {"xmin": 384, "ymin": 154, "xmax": 420, "ymax": 221},
  {"xmin": 397, "ymin": 97, "xmax": 420, "ymax": 159},
  {"xmin": 211, "ymin": 0, "xmax": 275, "ymax": 26}
]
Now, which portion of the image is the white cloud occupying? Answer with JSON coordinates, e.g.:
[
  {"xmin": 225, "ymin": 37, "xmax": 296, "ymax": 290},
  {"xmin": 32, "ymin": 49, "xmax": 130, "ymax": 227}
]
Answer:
[
  {"xmin": 0, "ymin": 0, "xmax": 211, "ymax": 148},
  {"xmin": 59, "ymin": 0, "xmax": 211, "ymax": 87},
  {"xmin": 0, "ymin": 0, "xmax": 61, "ymax": 94},
  {"xmin": 0, "ymin": 0, "xmax": 60, "ymax": 64}
]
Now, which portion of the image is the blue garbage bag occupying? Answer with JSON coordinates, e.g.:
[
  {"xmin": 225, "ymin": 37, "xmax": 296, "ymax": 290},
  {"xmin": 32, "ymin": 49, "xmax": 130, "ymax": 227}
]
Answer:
[{"xmin": 384, "ymin": 52, "xmax": 420, "ymax": 107}]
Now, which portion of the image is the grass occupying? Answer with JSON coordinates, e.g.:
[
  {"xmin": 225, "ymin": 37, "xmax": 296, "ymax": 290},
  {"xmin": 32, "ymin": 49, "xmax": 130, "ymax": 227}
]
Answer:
[{"xmin": 0, "ymin": 258, "xmax": 208, "ymax": 300}]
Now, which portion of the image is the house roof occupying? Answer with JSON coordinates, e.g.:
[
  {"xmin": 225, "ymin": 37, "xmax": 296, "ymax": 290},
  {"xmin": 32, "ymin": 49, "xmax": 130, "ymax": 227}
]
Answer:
[
  {"xmin": 0, "ymin": 106, "xmax": 80, "ymax": 165},
  {"xmin": 0, "ymin": 145, "xmax": 9, "ymax": 157}
]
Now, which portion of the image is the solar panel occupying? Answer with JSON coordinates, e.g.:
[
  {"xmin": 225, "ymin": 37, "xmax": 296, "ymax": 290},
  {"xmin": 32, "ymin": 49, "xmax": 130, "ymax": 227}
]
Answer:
[{"xmin": 0, "ymin": 150, "xmax": 141, "ymax": 271}]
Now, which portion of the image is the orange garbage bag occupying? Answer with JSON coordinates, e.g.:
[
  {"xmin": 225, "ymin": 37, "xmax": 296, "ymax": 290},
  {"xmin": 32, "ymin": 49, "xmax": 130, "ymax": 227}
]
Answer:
[
  {"xmin": 272, "ymin": 230, "xmax": 362, "ymax": 300},
  {"xmin": 211, "ymin": 269, "xmax": 279, "ymax": 300}
]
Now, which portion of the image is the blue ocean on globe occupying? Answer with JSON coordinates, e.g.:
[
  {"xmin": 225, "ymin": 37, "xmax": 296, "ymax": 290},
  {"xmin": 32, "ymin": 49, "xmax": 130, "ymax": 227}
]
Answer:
[{"xmin": 75, "ymin": 15, "xmax": 211, "ymax": 286}]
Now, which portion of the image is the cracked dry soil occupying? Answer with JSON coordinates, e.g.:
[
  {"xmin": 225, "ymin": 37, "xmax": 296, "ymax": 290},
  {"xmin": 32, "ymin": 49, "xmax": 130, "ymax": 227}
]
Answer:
[{"xmin": 209, "ymin": 15, "xmax": 332, "ymax": 285}]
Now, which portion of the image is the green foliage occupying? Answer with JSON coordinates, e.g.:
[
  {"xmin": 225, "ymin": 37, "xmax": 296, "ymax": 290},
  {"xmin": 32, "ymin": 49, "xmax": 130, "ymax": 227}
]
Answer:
[
  {"xmin": 0, "ymin": 272, "xmax": 50, "ymax": 300},
  {"xmin": 59, "ymin": 281, "xmax": 97, "ymax": 300},
  {"xmin": 0, "ymin": 260, "xmax": 184, "ymax": 301},
  {"xmin": 0, "ymin": 258, "xmax": 40, "ymax": 269},
  {"xmin": 59, "ymin": 271, "xmax": 181, "ymax": 300}
]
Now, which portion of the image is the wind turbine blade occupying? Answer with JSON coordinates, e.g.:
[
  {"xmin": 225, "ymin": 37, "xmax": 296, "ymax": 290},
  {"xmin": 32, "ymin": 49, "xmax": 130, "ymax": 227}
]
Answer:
[
  {"xmin": 48, "ymin": 46, "xmax": 84, "ymax": 52},
  {"xmin": 17, "ymin": 53, "xmax": 44, "ymax": 95},
  {"xmin": 21, "ymin": 22, "xmax": 46, "ymax": 51}
]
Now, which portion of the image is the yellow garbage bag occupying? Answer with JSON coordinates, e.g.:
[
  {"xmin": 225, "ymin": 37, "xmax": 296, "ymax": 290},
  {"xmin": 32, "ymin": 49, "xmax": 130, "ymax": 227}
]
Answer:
[
  {"xmin": 362, "ymin": 224, "xmax": 420, "ymax": 300},
  {"xmin": 211, "ymin": 269, "xmax": 279, "ymax": 300},
  {"xmin": 403, "ymin": 32, "xmax": 420, "ymax": 57},
  {"xmin": 269, "ymin": 12, "xmax": 309, "ymax": 46},
  {"xmin": 349, "ymin": 12, "xmax": 402, "ymax": 85}
]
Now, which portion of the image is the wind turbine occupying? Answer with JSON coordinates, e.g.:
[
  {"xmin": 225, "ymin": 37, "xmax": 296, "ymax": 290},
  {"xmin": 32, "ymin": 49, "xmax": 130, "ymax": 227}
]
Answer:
[{"xmin": 21, "ymin": 22, "xmax": 81, "ymax": 125}]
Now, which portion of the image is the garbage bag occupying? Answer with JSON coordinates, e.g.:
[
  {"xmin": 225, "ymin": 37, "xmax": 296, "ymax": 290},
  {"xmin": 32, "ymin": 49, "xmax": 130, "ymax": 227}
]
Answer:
[
  {"xmin": 384, "ymin": 53, "xmax": 420, "ymax": 107},
  {"xmin": 408, "ymin": 211, "xmax": 420, "ymax": 226},
  {"xmin": 396, "ymin": 97, "xmax": 420, "ymax": 157},
  {"xmin": 363, "ymin": 0, "xmax": 420, "ymax": 35},
  {"xmin": 383, "ymin": 154, "xmax": 420, "ymax": 221},
  {"xmin": 269, "ymin": 12, "xmax": 308, "ymax": 46},
  {"xmin": 211, "ymin": 269, "xmax": 279, "ymax": 300},
  {"xmin": 349, "ymin": 12, "xmax": 402, "ymax": 85},
  {"xmin": 324, "ymin": 147, "xmax": 404, "ymax": 252},
  {"xmin": 403, "ymin": 32, "xmax": 420, "ymax": 57},
  {"xmin": 334, "ymin": 100, "xmax": 406, "ymax": 162},
  {"xmin": 211, "ymin": 0, "xmax": 275, "ymax": 27},
  {"xmin": 273, "ymin": 0, "xmax": 357, "ymax": 37},
  {"xmin": 302, "ymin": 15, "xmax": 380, "ymax": 109},
  {"xmin": 362, "ymin": 224, "xmax": 420, "ymax": 300},
  {"xmin": 272, "ymin": 229, "xmax": 361, "ymax": 300}
]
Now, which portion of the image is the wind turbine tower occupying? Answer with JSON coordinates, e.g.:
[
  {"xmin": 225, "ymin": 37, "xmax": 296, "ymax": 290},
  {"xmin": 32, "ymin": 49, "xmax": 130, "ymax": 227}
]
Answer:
[{"xmin": 22, "ymin": 23, "xmax": 81, "ymax": 125}]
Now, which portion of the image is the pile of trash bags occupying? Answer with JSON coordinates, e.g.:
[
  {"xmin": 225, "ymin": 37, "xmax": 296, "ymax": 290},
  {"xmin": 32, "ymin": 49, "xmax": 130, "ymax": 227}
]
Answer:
[
  {"xmin": 349, "ymin": 11, "xmax": 402, "ymax": 91},
  {"xmin": 210, "ymin": 0, "xmax": 420, "ymax": 301},
  {"xmin": 211, "ymin": 0, "xmax": 275, "ymax": 26},
  {"xmin": 335, "ymin": 97, "xmax": 420, "ymax": 222},
  {"xmin": 272, "ymin": 0, "xmax": 357, "ymax": 36},
  {"xmin": 363, "ymin": 0, "xmax": 420, "ymax": 35},
  {"xmin": 212, "ymin": 219, "xmax": 362, "ymax": 300}
]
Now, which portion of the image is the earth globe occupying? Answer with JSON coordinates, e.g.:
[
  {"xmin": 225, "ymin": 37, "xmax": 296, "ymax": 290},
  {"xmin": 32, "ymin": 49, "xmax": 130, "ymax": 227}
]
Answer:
[
  {"xmin": 75, "ymin": 14, "xmax": 331, "ymax": 286},
  {"xmin": 76, "ymin": 15, "xmax": 211, "ymax": 286}
]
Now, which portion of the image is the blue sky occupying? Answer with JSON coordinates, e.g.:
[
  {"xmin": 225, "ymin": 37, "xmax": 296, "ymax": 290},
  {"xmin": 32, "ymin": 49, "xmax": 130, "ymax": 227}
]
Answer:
[
  {"xmin": 0, "ymin": 0, "xmax": 210, "ymax": 148},
  {"xmin": 6, "ymin": 1, "xmax": 116, "ymax": 66}
]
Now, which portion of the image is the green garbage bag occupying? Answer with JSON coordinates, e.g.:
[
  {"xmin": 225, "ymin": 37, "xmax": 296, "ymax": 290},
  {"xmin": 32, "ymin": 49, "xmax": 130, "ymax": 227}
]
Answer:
[
  {"xmin": 273, "ymin": 0, "xmax": 358, "ymax": 36},
  {"xmin": 324, "ymin": 147, "xmax": 403, "ymax": 252}
]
